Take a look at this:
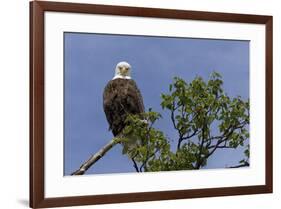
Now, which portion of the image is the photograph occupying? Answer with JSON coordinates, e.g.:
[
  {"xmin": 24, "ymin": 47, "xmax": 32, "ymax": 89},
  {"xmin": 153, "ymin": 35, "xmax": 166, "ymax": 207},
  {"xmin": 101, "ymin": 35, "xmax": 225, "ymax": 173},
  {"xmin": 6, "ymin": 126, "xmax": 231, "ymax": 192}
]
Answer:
[{"xmin": 64, "ymin": 33, "xmax": 250, "ymax": 176}]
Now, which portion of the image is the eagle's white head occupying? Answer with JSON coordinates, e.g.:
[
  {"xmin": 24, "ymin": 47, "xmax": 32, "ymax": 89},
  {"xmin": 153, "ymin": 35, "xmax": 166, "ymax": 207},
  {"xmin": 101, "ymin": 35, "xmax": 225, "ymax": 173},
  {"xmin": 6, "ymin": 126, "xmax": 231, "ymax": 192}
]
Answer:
[{"xmin": 113, "ymin": 61, "xmax": 131, "ymax": 80}]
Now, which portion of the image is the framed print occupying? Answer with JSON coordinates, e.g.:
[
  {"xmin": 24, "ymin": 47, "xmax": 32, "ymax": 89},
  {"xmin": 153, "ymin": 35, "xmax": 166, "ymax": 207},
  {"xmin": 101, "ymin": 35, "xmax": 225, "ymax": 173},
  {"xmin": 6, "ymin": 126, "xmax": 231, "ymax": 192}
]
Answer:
[{"xmin": 30, "ymin": 1, "xmax": 273, "ymax": 208}]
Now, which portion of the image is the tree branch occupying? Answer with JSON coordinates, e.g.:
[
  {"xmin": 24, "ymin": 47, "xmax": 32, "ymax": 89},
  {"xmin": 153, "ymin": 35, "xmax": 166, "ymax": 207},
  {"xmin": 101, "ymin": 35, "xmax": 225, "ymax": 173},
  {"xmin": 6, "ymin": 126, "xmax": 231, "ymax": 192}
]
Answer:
[
  {"xmin": 195, "ymin": 122, "xmax": 207, "ymax": 169},
  {"xmin": 140, "ymin": 146, "xmax": 161, "ymax": 172},
  {"xmin": 228, "ymin": 162, "xmax": 249, "ymax": 168},
  {"xmin": 170, "ymin": 102, "xmax": 178, "ymax": 130},
  {"xmin": 208, "ymin": 145, "xmax": 233, "ymax": 149},
  {"xmin": 205, "ymin": 121, "xmax": 247, "ymax": 159},
  {"xmin": 71, "ymin": 137, "xmax": 121, "ymax": 175},
  {"xmin": 131, "ymin": 157, "xmax": 140, "ymax": 172},
  {"xmin": 143, "ymin": 122, "xmax": 154, "ymax": 169},
  {"xmin": 182, "ymin": 129, "xmax": 198, "ymax": 140}
]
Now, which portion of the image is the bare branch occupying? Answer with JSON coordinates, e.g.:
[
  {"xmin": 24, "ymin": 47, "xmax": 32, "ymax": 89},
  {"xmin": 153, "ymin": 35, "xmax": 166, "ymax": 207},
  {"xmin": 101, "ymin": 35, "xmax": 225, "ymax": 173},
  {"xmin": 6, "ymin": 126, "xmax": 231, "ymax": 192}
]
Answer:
[
  {"xmin": 228, "ymin": 162, "xmax": 249, "ymax": 168},
  {"xmin": 131, "ymin": 157, "xmax": 140, "ymax": 172},
  {"xmin": 208, "ymin": 145, "xmax": 233, "ymax": 149},
  {"xmin": 71, "ymin": 137, "xmax": 121, "ymax": 175}
]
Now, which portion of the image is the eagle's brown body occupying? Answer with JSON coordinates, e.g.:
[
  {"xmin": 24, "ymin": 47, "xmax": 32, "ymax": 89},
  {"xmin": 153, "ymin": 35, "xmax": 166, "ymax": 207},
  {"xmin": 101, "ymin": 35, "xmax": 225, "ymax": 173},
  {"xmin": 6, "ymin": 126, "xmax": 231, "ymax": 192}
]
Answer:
[{"xmin": 103, "ymin": 78, "xmax": 145, "ymax": 136}]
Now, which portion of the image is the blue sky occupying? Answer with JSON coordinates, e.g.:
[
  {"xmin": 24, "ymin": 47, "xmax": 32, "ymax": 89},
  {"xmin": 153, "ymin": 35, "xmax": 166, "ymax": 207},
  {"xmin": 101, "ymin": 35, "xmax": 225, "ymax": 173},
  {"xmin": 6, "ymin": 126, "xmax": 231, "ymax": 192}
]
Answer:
[{"xmin": 64, "ymin": 32, "xmax": 249, "ymax": 175}]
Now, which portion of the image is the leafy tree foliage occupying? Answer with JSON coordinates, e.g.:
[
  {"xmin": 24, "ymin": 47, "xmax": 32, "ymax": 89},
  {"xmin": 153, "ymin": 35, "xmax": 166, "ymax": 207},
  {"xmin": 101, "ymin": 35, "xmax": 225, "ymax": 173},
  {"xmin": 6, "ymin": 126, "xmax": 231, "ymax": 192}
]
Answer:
[{"xmin": 121, "ymin": 72, "xmax": 250, "ymax": 172}]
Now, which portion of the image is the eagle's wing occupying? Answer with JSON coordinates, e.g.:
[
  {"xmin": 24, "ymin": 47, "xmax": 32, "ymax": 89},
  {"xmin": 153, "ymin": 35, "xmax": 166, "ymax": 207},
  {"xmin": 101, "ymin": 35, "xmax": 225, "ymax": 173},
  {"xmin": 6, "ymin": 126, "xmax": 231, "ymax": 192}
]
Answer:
[
  {"xmin": 127, "ymin": 79, "xmax": 145, "ymax": 114},
  {"xmin": 103, "ymin": 80, "xmax": 115, "ymax": 131}
]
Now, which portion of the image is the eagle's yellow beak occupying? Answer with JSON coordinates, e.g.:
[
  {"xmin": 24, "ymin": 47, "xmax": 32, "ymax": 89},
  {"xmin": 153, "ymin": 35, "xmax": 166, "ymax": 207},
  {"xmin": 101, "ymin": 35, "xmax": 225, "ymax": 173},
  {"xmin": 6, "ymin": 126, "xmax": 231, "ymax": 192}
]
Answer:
[{"xmin": 120, "ymin": 67, "xmax": 128, "ymax": 75}]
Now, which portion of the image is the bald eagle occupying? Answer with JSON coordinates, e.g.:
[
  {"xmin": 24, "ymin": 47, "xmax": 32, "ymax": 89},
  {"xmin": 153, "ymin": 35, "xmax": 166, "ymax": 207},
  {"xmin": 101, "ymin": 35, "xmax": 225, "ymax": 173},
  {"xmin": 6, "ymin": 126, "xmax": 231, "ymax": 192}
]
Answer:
[{"xmin": 103, "ymin": 61, "xmax": 145, "ymax": 137}]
